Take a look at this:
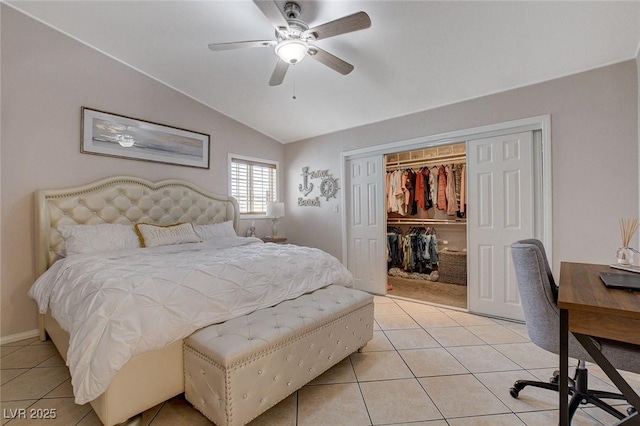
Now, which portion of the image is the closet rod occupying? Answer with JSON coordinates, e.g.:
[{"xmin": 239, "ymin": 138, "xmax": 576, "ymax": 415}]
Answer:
[
  {"xmin": 385, "ymin": 154, "xmax": 466, "ymax": 171},
  {"xmin": 387, "ymin": 218, "xmax": 466, "ymax": 226}
]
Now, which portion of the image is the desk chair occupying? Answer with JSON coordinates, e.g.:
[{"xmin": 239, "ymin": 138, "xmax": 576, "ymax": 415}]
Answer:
[{"xmin": 510, "ymin": 240, "xmax": 640, "ymax": 422}]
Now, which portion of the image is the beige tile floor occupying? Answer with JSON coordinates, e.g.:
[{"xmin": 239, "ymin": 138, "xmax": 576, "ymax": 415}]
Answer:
[{"xmin": 1, "ymin": 295, "xmax": 639, "ymax": 425}]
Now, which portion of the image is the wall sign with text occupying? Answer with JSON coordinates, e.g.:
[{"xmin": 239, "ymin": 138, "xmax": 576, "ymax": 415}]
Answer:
[{"xmin": 298, "ymin": 167, "xmax": 339, "ymax": 207}]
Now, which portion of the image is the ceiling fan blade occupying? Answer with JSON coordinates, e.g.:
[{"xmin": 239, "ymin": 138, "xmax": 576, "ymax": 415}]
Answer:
[
  {"xmin": 253, "ymin": 0, "xmax": 289, "ymax": 30},
  {"xmin": 304, "ymin": 11, "xmax": 371, "ymax": 40},
  {"xmin": 269, "ymin": 59, "xmax": 290, "ymax": 86},
  {"xmin": 308, "ymin": 47, "xmax": 354, "ymax": 75},
  {"xmin": 208, "ymin": 40, "xmax": 276, "ymax": 52}
]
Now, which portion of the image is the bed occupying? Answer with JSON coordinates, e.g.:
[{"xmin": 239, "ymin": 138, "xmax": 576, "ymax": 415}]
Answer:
[{"xmin": 31, "ymin": 176, "xmax": 359, "ymax": 426}]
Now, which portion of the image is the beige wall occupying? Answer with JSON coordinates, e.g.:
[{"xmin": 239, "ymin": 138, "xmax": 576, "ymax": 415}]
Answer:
[
  {"xmin": 0, "ymin": 6, "xmax": 284, "ymax": 338},
  {"xmin": 285, "ymin": 60, "xmax": 639, "ymax": 276}
]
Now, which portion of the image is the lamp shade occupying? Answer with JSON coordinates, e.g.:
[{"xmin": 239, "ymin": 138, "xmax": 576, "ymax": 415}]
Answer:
[
  {"xmin": 274, "ymin": 39, "xmax": 308, "ymax": 64},
  {"xmin": 266, "ymin": 202, "xmax": 285, "ymax": 218}
]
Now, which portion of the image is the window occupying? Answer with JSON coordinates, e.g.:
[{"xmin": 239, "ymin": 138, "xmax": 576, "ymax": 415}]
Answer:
[{"xmin": 229, "ymin": 155, "xmax": 278, "ymax": 215}]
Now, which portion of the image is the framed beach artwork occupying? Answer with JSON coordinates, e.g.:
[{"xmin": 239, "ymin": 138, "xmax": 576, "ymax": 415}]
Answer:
[{"xmin": 81, "ymin": 107, "xmax": 210, "ymax": 169}]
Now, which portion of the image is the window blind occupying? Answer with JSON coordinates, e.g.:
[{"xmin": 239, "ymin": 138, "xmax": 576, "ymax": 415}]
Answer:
[{"xmin": 230, "ymin": 157, "xmax": 277, "ymax": 214}]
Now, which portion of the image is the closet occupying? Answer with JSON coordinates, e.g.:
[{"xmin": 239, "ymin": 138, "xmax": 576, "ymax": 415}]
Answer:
[
  {"xmin": 347, "ymin": 121, "xmax": 547, "ymax": 321},
  {"xmin": 385, "ymin": 142, "xmax": 468, "ymax": 308}
]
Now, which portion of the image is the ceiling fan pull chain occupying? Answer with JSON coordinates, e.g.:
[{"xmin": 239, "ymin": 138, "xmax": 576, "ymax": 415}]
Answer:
[{"xmin": 292, "ymin": 66, "xmax": 297, "ymax": 100}]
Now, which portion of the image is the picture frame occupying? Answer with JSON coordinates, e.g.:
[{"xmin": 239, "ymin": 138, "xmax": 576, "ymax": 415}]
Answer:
[{"xmin": 81, "ymin": 107, "xmax": 210, "ymax": 169}]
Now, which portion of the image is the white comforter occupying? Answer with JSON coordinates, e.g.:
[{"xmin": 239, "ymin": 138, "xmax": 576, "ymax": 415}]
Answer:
[{"xmin": 29, "ymin": 237, "xmax": 353, "ymax": 404}]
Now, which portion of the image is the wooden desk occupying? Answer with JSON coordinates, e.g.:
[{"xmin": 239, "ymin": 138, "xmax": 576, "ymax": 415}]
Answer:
[{"xmin": 558, "ymin": 262, "xmax": 640, "ymax": 426}]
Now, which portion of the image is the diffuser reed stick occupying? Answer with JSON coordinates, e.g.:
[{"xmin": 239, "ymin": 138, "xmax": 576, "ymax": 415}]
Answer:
[{"xmin": 620, "ymin": 218, "xmax": 639, "ymax": 248}]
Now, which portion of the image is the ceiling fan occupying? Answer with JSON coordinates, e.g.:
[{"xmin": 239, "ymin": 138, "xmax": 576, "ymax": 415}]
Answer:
[{"xmin": 208, "ymin": 0, "xmax": 371, "ymax": 86}]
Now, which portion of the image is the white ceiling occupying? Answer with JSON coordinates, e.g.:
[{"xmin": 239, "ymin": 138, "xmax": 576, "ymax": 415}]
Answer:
[{"xmin": 7, "ymin": 1, "xmax": 640, "ymax": 144}]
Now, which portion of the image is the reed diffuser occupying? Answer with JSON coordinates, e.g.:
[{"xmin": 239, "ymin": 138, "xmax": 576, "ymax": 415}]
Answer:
[{"xmin": 616, "ymin": 218, "xmax": 639, "ymax": 265}]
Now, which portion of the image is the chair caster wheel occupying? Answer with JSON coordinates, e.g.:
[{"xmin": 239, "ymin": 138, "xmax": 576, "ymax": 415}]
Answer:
[
  {"xmin": 550, "ymin": 370, "xmax": 560, "ymax": 384},
  {"xmin": 509, "ymin": 387, "xmax": 520, "ymax": 398},
  {"xmin": 627, "ymin": 407, "xmax": 637, "ymax": 416}
]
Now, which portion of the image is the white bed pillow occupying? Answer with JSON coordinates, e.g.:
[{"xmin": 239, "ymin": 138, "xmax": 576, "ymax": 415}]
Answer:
[
  {"xmin": 193, "ymin": 221, "xmax": 237, "ymax": 240},
  {"xmin": 135, "ymin": 222, "xmax": 202, "ymax": 248},
  {"xmin": 59, "ymin": 223, "xmax": 140, "ymax": 256}
]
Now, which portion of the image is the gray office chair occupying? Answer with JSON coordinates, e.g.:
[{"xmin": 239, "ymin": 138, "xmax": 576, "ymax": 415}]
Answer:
[{"xmin": 510, "ymin": 240, "xmax": 640, "ymax": 422}]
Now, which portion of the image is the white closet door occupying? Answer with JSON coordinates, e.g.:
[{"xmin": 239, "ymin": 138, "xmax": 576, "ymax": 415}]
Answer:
[
  {"xmin": 345, "ymin": 156, "xmax": 386, "ymax": 294},
  {"xmin": 467, "ymin": 131, "xmax": 534, "ymax": 321}
]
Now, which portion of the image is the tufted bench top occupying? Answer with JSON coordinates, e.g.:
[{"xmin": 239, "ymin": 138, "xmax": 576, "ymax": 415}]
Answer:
[
  {"xmin": 184, "ymin": 284, "xmax": 374, "ymax": 426},
  {"xmin": 185, "ymin": 285, "xmax": 372, "ymax": 367}
]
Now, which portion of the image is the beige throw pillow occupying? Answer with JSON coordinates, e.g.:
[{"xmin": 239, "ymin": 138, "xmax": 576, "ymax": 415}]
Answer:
[{"xmin": 134, "ymin": 222, "xmax": 201, "ymax": 248}]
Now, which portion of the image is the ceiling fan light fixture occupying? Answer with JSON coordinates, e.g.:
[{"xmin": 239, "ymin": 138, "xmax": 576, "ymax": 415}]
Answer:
[{"xmin": 275, "ymin": 39, "xmax": 308, "ymax": 64}]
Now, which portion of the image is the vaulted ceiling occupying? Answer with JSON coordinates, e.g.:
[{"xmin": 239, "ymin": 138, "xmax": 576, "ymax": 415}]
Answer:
[{"xmin": 7, "ymin": 1, "xmax": 640, "ymax": 143}]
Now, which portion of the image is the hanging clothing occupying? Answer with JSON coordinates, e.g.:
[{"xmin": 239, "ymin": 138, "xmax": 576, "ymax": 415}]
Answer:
[
  {"xmin": 401, "ymin": 171, "xmax": 409, "ymax": 207},
  {"xmin": 386, "ymin": 171, "xmax": 393, "ymax": 212},
  {"xmin": 414, "ymin": 169, "xmax": 426, "ymax": 211},
  {"xmin": 424, "ymin": 170, "xmax": 433, "ymax": 210},
  {"xmin": 446, "ymin": 165, "xmax": 457, "ymax": 216},
  {"xmin": 454, "ymin": 164, "xmax": 462, "ymax": 211},
  {"xmin": 415, "ymin": 169, "xmax": 432, "ymax": 212},
  {"xmin": 387, "ymin": 227, "xmax": 404, "ymax": 268},
  {"xmin": 396, "ymin": 171, "xmax": 406, "ymax": 215},
  {"xmin": 389, "ymin": 170, "xmax": 404, "ymax": 214},
  {"xmin": 399, "ymin": 227, "xmax": 438, "ymax": 273},
  {"xmin": 437, "ymin": 166, "xmax": 447, "ymax": 211},
  {"xmin": 402, "ymin": 234, "xmax": 413, "ymax": 271},
  {"xmin": 405, "ymin": 170, "xmax": 418, "ymax": 215},
  {"xmin": 430, "ymin": 169, "xmax": 438, "ymax": 210},
  {"xmin": 387, "ymin": 157, "xmax": 466, "ymax": 216}
]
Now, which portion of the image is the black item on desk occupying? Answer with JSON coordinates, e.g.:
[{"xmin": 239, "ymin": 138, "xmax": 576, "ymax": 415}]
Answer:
[{"xmin": 599, "ymin": 272, "xmax": 640, "ymax": 291}]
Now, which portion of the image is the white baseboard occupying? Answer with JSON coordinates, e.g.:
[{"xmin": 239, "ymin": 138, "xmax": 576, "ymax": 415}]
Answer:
[{"xmin": 0, "ymin": 329, "xmax": 40, "ymax": 345}]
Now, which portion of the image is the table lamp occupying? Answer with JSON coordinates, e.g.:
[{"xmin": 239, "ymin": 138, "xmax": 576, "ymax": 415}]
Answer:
[{"xmin": 266, "ymin": 202, "xmax": 285, "ymax": 237}]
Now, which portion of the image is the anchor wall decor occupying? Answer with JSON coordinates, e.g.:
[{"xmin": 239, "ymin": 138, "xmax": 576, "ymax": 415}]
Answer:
[{"xmin": 297, "ymin": 166, "xmax": 339, "ymax": 207}]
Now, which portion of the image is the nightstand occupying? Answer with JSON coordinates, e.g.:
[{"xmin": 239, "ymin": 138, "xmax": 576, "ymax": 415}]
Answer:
[{"xmin": 261, "ymin": 237, "xmax": 287, "ymax": 244}]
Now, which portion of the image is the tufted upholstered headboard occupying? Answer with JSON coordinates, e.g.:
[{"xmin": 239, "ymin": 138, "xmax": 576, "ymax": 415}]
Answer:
[{"xmin": 35, "ymin": 176, "xmax": 239, "ymax": 275}]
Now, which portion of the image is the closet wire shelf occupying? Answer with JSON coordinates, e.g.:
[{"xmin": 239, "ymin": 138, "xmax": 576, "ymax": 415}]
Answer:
[{"xmin": 385, "ymin": 153, "xmax": 466, "ymax": 171}]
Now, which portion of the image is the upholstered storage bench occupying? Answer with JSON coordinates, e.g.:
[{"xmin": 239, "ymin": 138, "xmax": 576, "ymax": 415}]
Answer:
[{"xmin": 183, "ymin": 285, "xmax": 374, "ymax": 426}]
